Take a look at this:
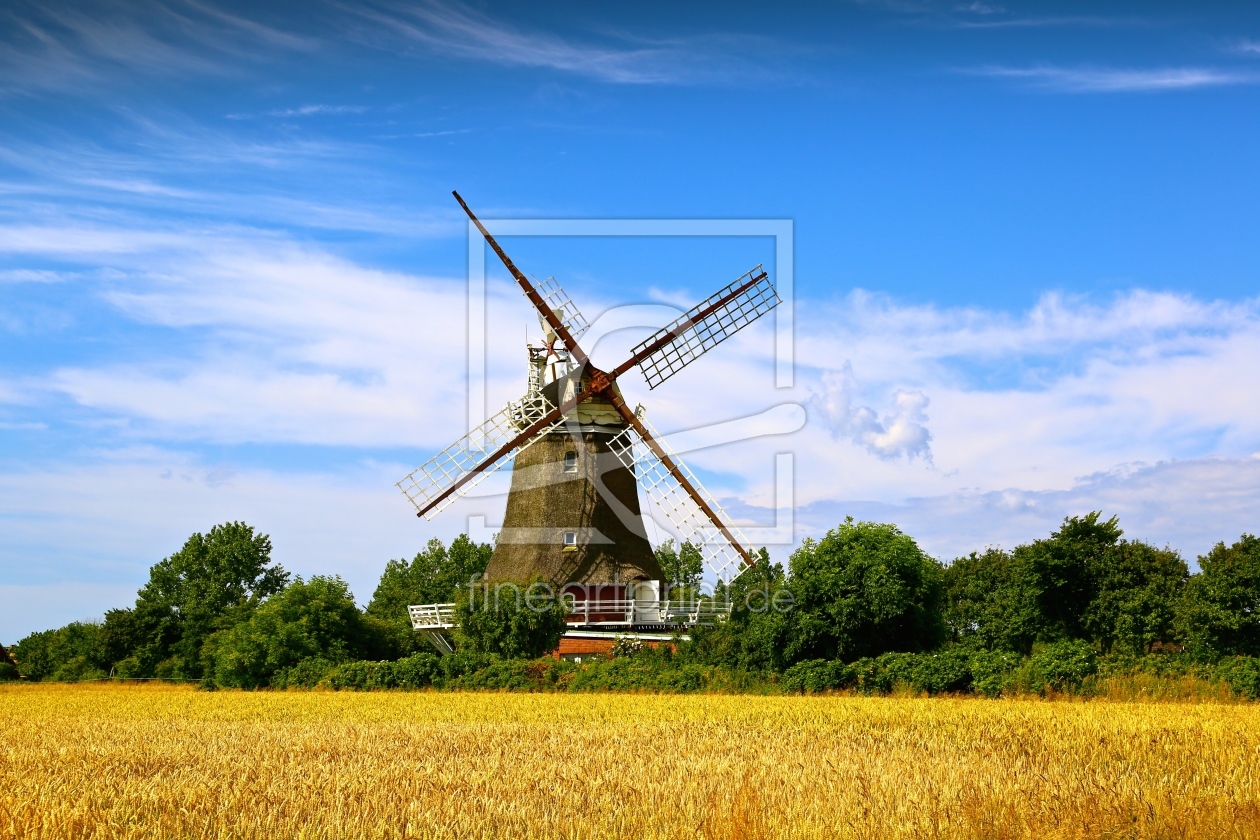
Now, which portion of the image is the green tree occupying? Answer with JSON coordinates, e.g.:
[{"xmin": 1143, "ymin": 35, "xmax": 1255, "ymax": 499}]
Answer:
[
  {"xmin": 786, "ymin": 519, "xmax": 946, "ymax": 663},
  {"xmin": 366, "ymin": 535, "xmax": 493, "ymax": 654},
  {"xmin": 1176, "ymin": 534, "xmax": 1260, "ymax": 660},
  {"xmin": 1083, "ymin": 540, "xmax": 1187, "ymax": 654},
  {"xmin": 687, "ymin": 549, "xmax": 793, "ymax": 672},
  {"xmin": 130, "ymin": 522, "xmax": 289, "ymax": 679},
  {"xmin": 942, "ymin": 548, "xmax": 1041, "ymax": 654},
  {"xmin": 205, "ymin": 576, "xmax": 383, "ymax": 689},
  {"xmin": 655, "ymin": 539, "xmax": 704, "ymax": 597},
  {"xmin": 0, "ymin": 643, "xmax": 16, "ymax": 680},
  {"xmin": 944, "ymin": 516, "xmax": 1185, "ymax": 655},
  {"xmin": 12, "ymin": 622, "xmax": 108, "ymax": 681},
  {"xmin": 1020, "ymin": 512, "xmax": 1123, "ymax": 642},
  {"xmin": 454, "ymin": 577, "xmax": 567, "ymax": 659}
]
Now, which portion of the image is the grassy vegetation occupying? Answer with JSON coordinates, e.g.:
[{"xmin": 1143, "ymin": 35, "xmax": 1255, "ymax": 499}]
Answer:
[{"xmin": 4, "ymin": 683, "xmax": 1260, "ymax": 839}]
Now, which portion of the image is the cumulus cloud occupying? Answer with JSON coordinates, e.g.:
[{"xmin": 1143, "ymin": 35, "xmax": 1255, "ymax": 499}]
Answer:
[{"xmin": 811, "ymin": 362, "xmax": 932, "ymax": 461}]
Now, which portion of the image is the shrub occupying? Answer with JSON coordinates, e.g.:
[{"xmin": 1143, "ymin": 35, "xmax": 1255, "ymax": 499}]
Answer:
[
  {"xmin": 436, "ymin": 650, "xmax": 499, "ymax": 686},
  {"xmin": 51, "ymin": 657, "xmax": 107, "ymax": 682},
  {"xmin": 968, "ymin": 650, "xmax": 1022, "ymax": 698},
  {"xmin": 565, "ymin": 657, "xmax": 755, "ymax": 693},
  {"xmin": 793, "ymin": 650, "xmax": 973, "ymax": 696},
  {"xmin": 910, "ymin": 648, "xmax": 973, "ymax": 695},
  {"xmin": 391, "ymin": 653, "xmax": 442, "ymax": 689},
  {"xmin": 322, "ymin": 660, "xmax": 390, "ymax": 691},
  {"xmin": 0, "ymin": 662, "xmax": 18, "ymax": 681},
  {"xmin": 1030, "ymin": 639, "xmax": 1098, "ymax": 693},
  {"xmin": 454, "ymin": 659, "xmax": 536, "ymax": 690},
  {"xmin": 1217, "ymin": 657, "xmax": 1260, "ymax": 700},
  {"xmin": 272, "ymin": 657, "xmax": 336, "ymax": 689},
  {"xmin": 782, "ymin": 659, "xmax": 854, "ymax": 693},
  {"xmin": 12, "ymin": 622, "xmax": 106, "ymax": 682},
  {"xmin": 205, "ymin": 576, "xmax": 381, "ymax": 689},
  {"xmin": 439, "ymin": 656, "xmax": 573, "ymax": 691},
  {"xmin": 454, "ymin": 578, "xmax": 567, "ymax": 659},
  {"xmin": 610, "ymin": 637, "xmax": 645, "ymax": 659}
]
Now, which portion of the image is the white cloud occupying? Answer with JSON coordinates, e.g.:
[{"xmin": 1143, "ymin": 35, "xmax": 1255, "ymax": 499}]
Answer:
[
  {"xmin": 969, "ymin": 65, "xmax": 1254, "ymax": 92},
  {"xmin": 0, "ymin": 268, "xmax": 72, "ymax": 283},
  {"xmin": 0, "ymin": 448, "xmax": 457, "ymax": 641},
  {"xmin": 0, "ymin": 0, "xmax": 315, "ymax": 94},
  {"xmin": 3, "ymin": 213, "xmax": 1260, "ymax": 638},
  {"xmin": 346, "ymin": 0, "xmax": 782, "ymax": 86},
  {"xmin": 778, "ymin": 456, "xmax": 1260, "ymax": 566},
  {"xmin": 267, "ymin": 105, "xmax": 368, "ymax": 117},
  {"xmin": 953, "ymin": 2, "xmax": 1004, "ymax": 14},
  {"xmin": 811, "ymin": 362, "xmax": 932, "ymax": 460},
  {"xmin": 0, "ymin": 228, "xmax": 484, "ymax": 447}
]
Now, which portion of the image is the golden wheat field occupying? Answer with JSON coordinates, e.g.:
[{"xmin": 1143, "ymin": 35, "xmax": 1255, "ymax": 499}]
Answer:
[{"xmin": 3, "ymin": 684, "xmax": 1259, "ymax": 840}]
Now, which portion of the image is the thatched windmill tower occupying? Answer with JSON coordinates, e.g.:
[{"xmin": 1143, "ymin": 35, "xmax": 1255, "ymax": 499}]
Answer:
[{"xmin": 397, "ymin": 192, "xmax": 779, "ymax": 646}]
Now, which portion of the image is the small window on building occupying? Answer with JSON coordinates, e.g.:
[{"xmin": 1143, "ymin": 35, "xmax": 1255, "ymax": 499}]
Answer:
[
  {"xmin": 563, "ymin": 531, "xmax": 578, "ymax": 550},
  {"xmin": 563, "ymin": 451, "xmax": 578, "ymax": 473}
]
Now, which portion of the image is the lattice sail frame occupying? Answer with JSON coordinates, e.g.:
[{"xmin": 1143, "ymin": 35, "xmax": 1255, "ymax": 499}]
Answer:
[
  {"xmin": 633, "ymin": 265, "xmax": 779, "ymax": 390},
  {"xmin": 532, "ymin": 275, "xmax": 590, "ymax": 343},
  {"xmin": 608, "ymin": 408, "xmax": 752, "ymax": 583},
  {"xmin": 397, "ymin": 391, "xmax": 560, "ymax": 520}
]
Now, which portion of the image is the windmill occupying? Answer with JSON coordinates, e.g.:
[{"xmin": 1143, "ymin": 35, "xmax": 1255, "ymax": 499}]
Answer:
[{"xmin": 398, "ymin": 192, "xmax": 780, "ymax": 649}]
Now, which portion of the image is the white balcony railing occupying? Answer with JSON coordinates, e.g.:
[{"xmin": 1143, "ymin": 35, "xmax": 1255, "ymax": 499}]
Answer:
[{"xmin": 407, "ymin": 599, "xmax": 731, "ymax": 632}]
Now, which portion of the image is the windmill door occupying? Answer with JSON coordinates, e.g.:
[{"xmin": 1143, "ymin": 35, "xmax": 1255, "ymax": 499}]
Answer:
[{"xmin": 631, "ymin": 580, "xmax": 661, "ymax": 624}]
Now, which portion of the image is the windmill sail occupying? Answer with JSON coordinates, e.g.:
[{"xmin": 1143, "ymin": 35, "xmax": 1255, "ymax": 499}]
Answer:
[
  {"xmin": 630, "ymin": 266, "xmax": 779, "ymax": 390},
  {"xmin": 454, "ymin": 190, "xmax": 590, "ymax": 364},
  {"xmin": 607, "ymin": 408, "xmax": 753, "ymax": 583},
  {"xmin": 531, "ymin": 275, "xmax": 590, "ymax": 343},
  {"xmin": 398, "ymin": 392, "xmax": 562, "ymax": 520}
]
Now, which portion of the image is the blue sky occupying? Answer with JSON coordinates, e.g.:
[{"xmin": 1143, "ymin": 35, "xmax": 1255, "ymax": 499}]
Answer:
[{"xmin": 3, "ymin": 0, "xmax": 1260, "ymax": 641}]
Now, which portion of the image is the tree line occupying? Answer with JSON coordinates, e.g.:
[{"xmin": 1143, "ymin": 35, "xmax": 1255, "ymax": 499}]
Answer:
[{"xmin": 5, "ymin": 514, "xmax": 1260, "ymax": 696}]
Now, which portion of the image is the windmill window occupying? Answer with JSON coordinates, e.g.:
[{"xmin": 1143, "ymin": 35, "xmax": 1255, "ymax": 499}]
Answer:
[
  {"xmin": 563, "ymin": 531, "xmax": 578, "ymax": 550},
  {"xmin": 563, "ymin": 452, "xmax": 578, "ymax": 473}
]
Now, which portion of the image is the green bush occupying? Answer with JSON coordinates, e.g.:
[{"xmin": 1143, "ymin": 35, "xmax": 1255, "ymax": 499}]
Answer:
[
  {"xmin": 452, "ymin": 659, "xmax": 537, "ymax": 690},
  {"xmin": 910, "ymin": 648, "xmax": 973, "ymax": 695},
  {"xmin": 454, "ymin": 578, "xmax": 568, "ymax": 659},
  {"xmin": 321, "ymin": 660, "xmax": 383, "ymax": 690},
  {"xmin": 275, "ymin": 653, "xmax": 443, "ymax": 691},
  {"xmin": 782, "ymin": 659, "xmax": 854, "ymax": 693},
  {"xmin": 436, "ymin": 650, "xmax": 498, "ymax": 686},
  {"xmin": 12, "ymin": 622, "xmax": 106, "ymax": 681},
  {"xmin": 390, "ymin": 653, "xmax": 442, "ymax": 689},
  {"xmin": 205, "ymin": 576, "xmax": 385, "ymax": 689},
  {"xmin": 1217, "ymin": 657, "xmax": 1260, "ymax": 700},
  {"xmin": 272, "ymin": 657, "xmax": 336, "ymax": 689},
  {"xmin": 786, "ymin": 650, "xmax": 974, "ymax": 695},
  {"xmin": 0, "ymin": 662, "xmax": 18, "ymax": 681},
  {"xmin": 1030, "ymin": 639, "xmax": 1098, "ymax": 693},
  {"xmin": 968, "ymin": 650, "xmax": 1022, "ymax": 697},
  {"xmin": 867, "ymin": 653, "xmax": 917, "ymax": 693},
  {"xmin": 51, "ymin": 657, "xmax": 107, "ymax": 682},
  {"xmin": 566, "ymin": 657, "xmax": 754, "ymax": 693}
]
